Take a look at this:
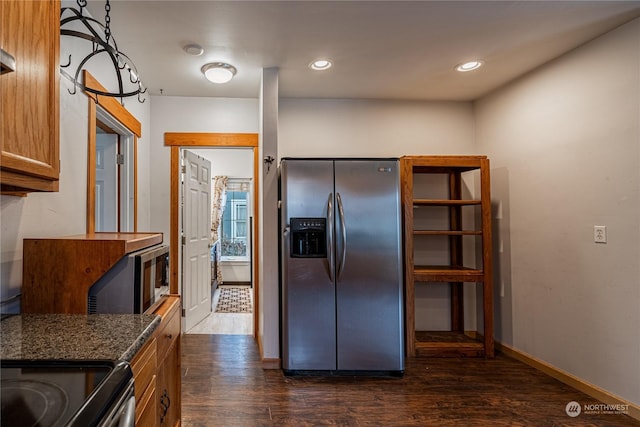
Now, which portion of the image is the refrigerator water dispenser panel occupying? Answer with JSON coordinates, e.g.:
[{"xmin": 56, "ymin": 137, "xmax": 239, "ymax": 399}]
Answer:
[{"xmin": 290, "ymin": 218, "xmax": 327, "ymax": 258}]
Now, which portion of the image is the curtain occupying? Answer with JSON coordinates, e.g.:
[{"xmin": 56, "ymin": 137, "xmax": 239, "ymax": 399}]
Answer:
[{"xmin": 211, "ymin": 176, "xmax": 228, "ymax": 284}]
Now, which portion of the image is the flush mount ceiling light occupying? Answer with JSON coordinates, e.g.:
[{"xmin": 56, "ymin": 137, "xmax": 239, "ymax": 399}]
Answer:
[
  {"xmin": 201, "ymin": 62, "xmax": 237, "ymax": 84},
  {"xmin": 309, "ymin": 59, "xmax": 333, "ymax": 71},
  {"xmin": 456, "ymin": 60, "xmax": 484, "ymax": 72}
]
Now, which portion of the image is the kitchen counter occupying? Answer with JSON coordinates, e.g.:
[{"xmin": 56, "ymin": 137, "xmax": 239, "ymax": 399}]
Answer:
[{"xmin": 0, "ymin": 313, "xmax": 160, "ymax": 362}]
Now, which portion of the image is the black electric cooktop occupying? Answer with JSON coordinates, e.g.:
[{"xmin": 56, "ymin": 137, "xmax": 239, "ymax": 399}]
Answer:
[{"xmin": 0, "ymin": 360, "xmax": 132, "ymax": 427}]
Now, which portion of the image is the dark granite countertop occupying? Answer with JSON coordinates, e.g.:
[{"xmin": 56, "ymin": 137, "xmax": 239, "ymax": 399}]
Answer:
[{"xmin": 0, "ymin": 313, "xmax": 161, "ymax": 362}]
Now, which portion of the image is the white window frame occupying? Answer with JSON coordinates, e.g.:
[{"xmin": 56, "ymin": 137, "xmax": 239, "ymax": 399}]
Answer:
[{"xmin": 220, "ymin": 179, "xmax": 251, "ymax": 262}]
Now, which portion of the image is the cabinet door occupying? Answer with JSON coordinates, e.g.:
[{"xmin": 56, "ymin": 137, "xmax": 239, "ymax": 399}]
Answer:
[
  {"xmin": 0, "ymin": 0, "xmax": 60, "ymax": 192},
  {"xmin": 157, "ymin": 339, "xmax": 181, "ymax": 427}
]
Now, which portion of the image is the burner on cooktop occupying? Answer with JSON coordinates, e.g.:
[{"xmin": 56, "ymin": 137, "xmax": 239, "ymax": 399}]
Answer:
[{"xmin": 1, "ymin": 379, "xmax": 69, "ymax": 426}]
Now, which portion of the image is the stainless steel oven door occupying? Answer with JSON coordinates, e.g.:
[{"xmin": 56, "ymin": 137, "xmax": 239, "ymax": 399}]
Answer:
[{"xmin": 99, "ymin": 380, "xmax": 135, "ymax": 427}]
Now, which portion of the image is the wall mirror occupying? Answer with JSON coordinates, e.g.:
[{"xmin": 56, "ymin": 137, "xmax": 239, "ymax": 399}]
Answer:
[{"xmin": 83, "ymin": 71, "xmax": 141, "ymax": 234}]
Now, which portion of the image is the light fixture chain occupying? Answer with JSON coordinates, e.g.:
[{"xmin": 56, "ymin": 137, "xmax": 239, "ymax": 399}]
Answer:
[{"xmin": 104, "ymin": 0, "xmax": 112, "ymax": 45}]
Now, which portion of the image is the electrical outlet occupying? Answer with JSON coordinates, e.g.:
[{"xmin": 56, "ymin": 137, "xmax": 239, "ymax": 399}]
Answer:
[{"xmin": 594, "ymin": 225, "xmax": 607, "ymax": 243}]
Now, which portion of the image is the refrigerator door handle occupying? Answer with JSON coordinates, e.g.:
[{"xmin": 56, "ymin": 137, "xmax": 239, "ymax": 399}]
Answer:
[
  {"xmin": 336, "ymin": 192, "xmax": 347, "ymax": 281},
  {"xmin": 327, "ymin": 193, "xmax": 335, "ymax": 281}
]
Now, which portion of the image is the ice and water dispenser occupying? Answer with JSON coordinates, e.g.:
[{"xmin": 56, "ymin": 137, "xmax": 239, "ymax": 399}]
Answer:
[{"xmin": 290, "ymin": 218, "xmax": 327, "ymax": 258}]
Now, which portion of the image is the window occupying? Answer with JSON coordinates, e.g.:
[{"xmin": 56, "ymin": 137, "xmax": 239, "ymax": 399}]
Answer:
[{"xmin": 220, "ymin": 180, "xmax": 251, "ymax": 261}]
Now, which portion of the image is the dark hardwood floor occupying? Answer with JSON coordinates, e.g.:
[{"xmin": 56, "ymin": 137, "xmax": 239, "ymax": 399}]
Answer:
[{"xmin": 181, "ymin": 334, "xmax": 639, "ymax": 426}]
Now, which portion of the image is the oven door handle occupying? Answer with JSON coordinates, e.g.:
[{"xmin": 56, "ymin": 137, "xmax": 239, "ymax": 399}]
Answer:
[{"xmin": 119, "ymin": 395, "xmax": 136, "ymax": 427}]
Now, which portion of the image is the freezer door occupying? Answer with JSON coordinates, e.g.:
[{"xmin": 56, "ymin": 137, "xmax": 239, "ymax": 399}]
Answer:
[
  {"xmin": 281, "ymin": 159, "xmax": 337, "ymax": 371},
  {"xmin": 334, "ymin": 160, "xmax": 404, "ymax": 371}
]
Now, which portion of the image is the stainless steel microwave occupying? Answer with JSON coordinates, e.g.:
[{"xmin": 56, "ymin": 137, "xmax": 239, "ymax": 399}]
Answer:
[{"xmin": 88, "ymin": 244, "xmax": 169, "ymax": 314}]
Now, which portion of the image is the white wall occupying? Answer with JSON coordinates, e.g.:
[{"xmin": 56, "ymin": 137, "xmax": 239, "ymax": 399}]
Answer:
[
  {"xmin": 190, "ymin": 148, "xmax": 254, "ymax": 178},
  {"xmin": 148, "ymin": 97, "xmax": 259, "ymax": 242},
  {"xmin": 0, "ymin": 55, "xmax": 151, "ymax": 314},
  {"xmin": 279, "ymin": 99, "xmax": 476, "ymax": 158},
  {"xmin": 260, "ymin": 68, "xmax": 280, "ymax": 360},
  {"xmin": 279, "ymin": 98, "xmax": 479, "ymax": 331},
  {"xmin": 475, "ymin": 18, "xmax": 640, "ymax": 405}
]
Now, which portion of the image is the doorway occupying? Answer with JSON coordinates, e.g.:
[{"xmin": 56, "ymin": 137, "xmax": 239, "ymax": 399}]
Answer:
[
  {"xmin": 164, "ymin": 133, "xmax": 260, "ymax": 339},
  {"xmin": 184, "ymin": 148, "xmax": 255, "ymax": 335}
]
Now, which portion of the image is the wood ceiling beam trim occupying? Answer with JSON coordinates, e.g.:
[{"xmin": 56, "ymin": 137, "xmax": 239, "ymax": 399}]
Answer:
[{"xmin": 164, "ymin": 133, "xmax": 258, "ymax": 147}]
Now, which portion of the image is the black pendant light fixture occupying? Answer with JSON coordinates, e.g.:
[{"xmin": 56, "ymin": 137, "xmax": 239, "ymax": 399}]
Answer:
[{"xmin": 60, "ymin": 0, "xmax": 146, "ymax": 104}]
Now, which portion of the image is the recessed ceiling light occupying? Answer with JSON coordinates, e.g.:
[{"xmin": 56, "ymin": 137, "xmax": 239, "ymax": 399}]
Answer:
[
  {"xmin": 309, "ymin": 59, "xmax": 333, "ymax": 71},
  {"xmin": 456, "ymin": 60, "xmax": 483, "ymax": 72},
  {"xmin": 201, "ymin": 62, "xmax": 237, "ymax": 84},
  {"xmin": 183, "ymin": 44, "xmax": 204, "ymax": 56}
]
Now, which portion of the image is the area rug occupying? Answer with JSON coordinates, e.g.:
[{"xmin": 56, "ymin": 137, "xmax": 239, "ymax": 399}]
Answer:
[{"xmin": 215, "ymin": 286, "xmax": 252, "ymax": 313}]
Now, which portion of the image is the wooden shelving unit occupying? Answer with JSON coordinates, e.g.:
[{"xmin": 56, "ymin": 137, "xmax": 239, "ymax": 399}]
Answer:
[{"xmin": 401, "ymin": 156, "xmax": 493, "ymax": 358}]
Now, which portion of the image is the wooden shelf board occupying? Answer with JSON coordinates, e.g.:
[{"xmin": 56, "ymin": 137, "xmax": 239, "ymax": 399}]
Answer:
[
  {"xmin": 413, "ymin": 199, "xmax": 481, "ymax": 206},
  {"xmin": 414, "ymin": 230, "xmax": 482, "ymax": 236},
  {"xmin": 415, "ymin": 331, "xmax": 485, "ymax": 357},
  {"xmin": 414, "ymin": 265, "xmax": 484, "ymax": 282},
  {"xmin": 47, "ymin": 232, "xmax": 163, "ymax": 253},
  {"xmin": 415, "ymin": 331, "xmax": 478, "ymax": 343},
  {"xmin": 412, "ymin": 166, "xmax": 480, "ymax": 174},
  {"xmin": 402, "ymin": 155, "xmax": 486, "ymax": 170},
  {"xmin": 415, "ymin": 343, "xmax": 485, "ymax": 358}
]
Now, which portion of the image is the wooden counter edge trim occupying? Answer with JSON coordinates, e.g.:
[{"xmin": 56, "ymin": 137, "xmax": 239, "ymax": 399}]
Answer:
[
  {"xmin": 121, "ymin": 233, "xmax": 163, "ymax": 253},
  {"xmin": 496, "ymin": 341, "xmax": 640, "ymax": 421},
  {"xmin": 153, "ymin": 294, "xmax": 181, "ymax": 318}
]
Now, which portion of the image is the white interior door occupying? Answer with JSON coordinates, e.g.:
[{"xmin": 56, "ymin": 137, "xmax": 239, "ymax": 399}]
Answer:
[
  {"xmin": 95, "ymin": 134, "xmax": 118, "ymax": 232},
  {"xmin": 183, "ymin": 150, "xmax": 212, "ymax": 331}
]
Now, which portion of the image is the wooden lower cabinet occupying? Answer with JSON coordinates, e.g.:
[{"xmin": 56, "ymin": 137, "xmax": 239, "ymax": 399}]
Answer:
[
  {"xmin": 157, "ymin": 335, "xmax": 180, "ymax": 426},
  {"xmin": 131, "ymin": 337, "xmax": 157, "ymax": 425},
  {"xmin": 131, "ymin": 296, "xmax": 181, "ymax": 426}
]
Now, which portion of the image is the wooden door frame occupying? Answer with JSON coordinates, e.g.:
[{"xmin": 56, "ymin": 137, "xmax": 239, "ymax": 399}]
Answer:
[
  {"xmin": 84, "ymin": 71, "xmax": 141, "ymax": 233},
  {"xmin": 164, "ymin": 133, "xmax": 260, "ymax": 339}
]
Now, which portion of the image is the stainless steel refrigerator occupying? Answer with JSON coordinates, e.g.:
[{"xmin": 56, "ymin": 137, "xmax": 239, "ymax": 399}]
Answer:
[{"xmin": 280, "ymin": 158, "xmax": 404, "ymax": 375}]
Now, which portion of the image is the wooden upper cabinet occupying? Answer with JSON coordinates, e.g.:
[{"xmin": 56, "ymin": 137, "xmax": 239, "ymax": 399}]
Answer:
[{"xmin": 1, "ymin": 0, "xmax": 60, "ymax": 194}]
